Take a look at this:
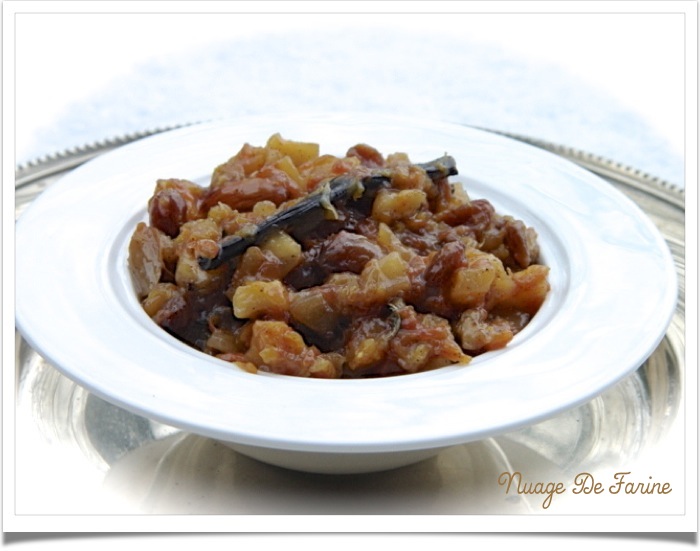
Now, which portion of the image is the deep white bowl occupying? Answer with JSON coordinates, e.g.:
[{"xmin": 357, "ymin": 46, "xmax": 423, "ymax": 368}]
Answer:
[{"xmin": 15, "ymin": 114, "xmax": 677, "ymax": 473}]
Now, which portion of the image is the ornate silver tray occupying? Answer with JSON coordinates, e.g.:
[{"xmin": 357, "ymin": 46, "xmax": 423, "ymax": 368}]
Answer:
[{"xmin": 14, "ymin": 125, "xmax": 685, "ymax": 515}]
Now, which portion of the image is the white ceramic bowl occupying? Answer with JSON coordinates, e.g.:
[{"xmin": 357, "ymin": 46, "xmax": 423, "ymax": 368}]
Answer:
[{"xmin": 15, "ymin": 114, "xmax": 677, "ymax": 473}]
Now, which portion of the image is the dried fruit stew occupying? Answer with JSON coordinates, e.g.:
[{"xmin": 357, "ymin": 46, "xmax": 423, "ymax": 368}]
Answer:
[{"xmin": 128, "ymin": 134, "xmax": 550, "ymax": 378}]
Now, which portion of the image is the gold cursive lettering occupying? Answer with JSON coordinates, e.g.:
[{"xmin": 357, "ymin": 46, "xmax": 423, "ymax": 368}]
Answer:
[
  {"xmin": 609, "ymin": 472, "xmax": 673, "ymax": 495},
  {"xmin": 572, "ymin": 472, "xmax": 604, "ymax": 495},
  {"xmin": 497, "ymin": 471, "xmax": 566, "ymax": 509},
  {"xmin": 497, "ymin": 471, "xmax": 673, "ymax": 510}
]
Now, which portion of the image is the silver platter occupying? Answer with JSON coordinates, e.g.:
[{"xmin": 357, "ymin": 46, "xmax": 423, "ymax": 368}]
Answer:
[{"xmin": 14, "ymin": 125, "xmax": 685, "ymax": 514}]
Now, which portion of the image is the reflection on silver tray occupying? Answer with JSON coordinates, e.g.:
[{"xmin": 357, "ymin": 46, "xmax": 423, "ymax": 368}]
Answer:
[{"xmin": 14, "ymin": 126, "xmax": 685, "ymax": 515}]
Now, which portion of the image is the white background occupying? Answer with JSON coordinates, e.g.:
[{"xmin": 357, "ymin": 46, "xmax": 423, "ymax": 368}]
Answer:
[
  {"xmin": 9, "ymin": 1, "xmax": 694, "ymax": 187},
  {"xmin": 16, "ymin": 9, "xmax": 688, "ymax": 155}
]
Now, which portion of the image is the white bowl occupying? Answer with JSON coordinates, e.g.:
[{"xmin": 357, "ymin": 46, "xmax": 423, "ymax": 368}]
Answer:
[{"xmin": 15, "ymin": 113, "xmax": 677, "ymax": 474}]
